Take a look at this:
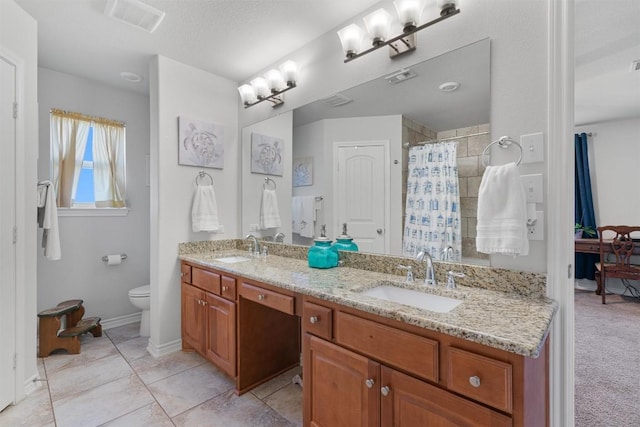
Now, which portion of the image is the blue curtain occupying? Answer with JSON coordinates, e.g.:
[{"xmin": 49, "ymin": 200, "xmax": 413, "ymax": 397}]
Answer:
[{"xmin": 575, "ymin": 133, "xmax": 598, "ymax": 280}]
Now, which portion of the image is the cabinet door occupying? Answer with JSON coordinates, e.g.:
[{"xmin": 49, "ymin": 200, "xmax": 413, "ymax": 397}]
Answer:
[
  {"xmin": 181, "ymin": 283, "xmax": 205, "ymax": 352},
  {"xmin": 380, "ymin": 366, "xmax": 512, "ymax": 427},
  {"xmin": 205, "ymin": 292, "xmax": 236, "ymax": 377},
  {"xmin": 305, "ymin": 334, "xmax": 379, "ymax": 427}
]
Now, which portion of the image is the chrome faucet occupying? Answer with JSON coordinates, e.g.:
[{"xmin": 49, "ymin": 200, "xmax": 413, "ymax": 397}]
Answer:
[
  {"xmin": 274, "ymin": 232, "xmax": 285, "ymax": 243},
  {"xmin": 443, "ymin": 246, "xmax": 454, "ymax": 261},
  {"xmin": 245, "ymin": 234, "xmax": 260, "ymax": 256},
  {"xmin": 416, "ymin": 251, "xmax": 436, "ymax": 286}
]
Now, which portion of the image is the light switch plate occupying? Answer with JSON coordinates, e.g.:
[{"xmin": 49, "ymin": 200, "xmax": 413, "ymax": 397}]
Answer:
[
  {"xmin": 520, "ymin": 174, "xmax": 544, "ymax": 203},
  {"xmin": 520, "ymin": 132, "xmax": 544, "ymax": 164}
]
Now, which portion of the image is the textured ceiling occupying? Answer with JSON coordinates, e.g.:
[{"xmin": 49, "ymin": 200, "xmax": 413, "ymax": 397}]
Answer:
[
  {"xmin": 15, "ymin": 0, "xmax": 382, "ymax": 94},
  {"xmin": 574, "ymin": 0, "xmax": 640, "ymax": 126},
  {"xmin": 14, "ymin": 0, "xmax": 640, "ymax": 126}
]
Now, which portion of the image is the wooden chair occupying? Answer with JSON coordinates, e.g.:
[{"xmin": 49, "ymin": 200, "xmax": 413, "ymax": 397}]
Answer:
[{"xmin": 595, "ymin": 225, "xmax": 640, "ymax": 304}]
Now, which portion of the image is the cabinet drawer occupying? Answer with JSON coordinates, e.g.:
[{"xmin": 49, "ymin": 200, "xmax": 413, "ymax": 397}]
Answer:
[
  {"xmin": 221, "ymin": 276, "xmax": 236, "ymax": 301},
  {"xmin": 240, "ymin": 282, "xmax": 294, "ymax": 315},
  {"xmin": 303, "ymin": 301, "xmax": 332, "ymax": 340},
  {"xmin": 447, "ymin": 347, "xmax": 513, "ymax": 413},
  {"xmin": 180, "ymin": 263, "xmax": 192, "ymax": 284},
  {"xmin": 192, "ymin": 268, "xmax": 221, "ymax": 295},
  {"xmin": 336, "ymin": 312, "xmax": 438, "ymax": 382}
]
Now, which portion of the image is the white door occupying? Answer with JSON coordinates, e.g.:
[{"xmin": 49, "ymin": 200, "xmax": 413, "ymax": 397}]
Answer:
[
  {"xmin": 335, "ymin": 142, "xmax": 388, "ymax": 254},
  {"xmin": 0, "ymin": 53, "xmax": 17, "ymax": 411}
]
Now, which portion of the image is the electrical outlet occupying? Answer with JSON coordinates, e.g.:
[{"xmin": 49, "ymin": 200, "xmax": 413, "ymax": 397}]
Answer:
[{"xmin": 527, "ymin": 211, "xmax": 544, "ymax": 240}]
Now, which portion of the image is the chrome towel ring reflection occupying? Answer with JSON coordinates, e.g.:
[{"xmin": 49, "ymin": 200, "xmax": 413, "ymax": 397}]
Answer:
[
  {"xmin": 481, "ymin": 136, "xmax": 523, "ymax": 167},
  {"xmin": 263, "ymin": 177, "xmax": 277, "ymax": 190},
  {"xmin": 196, "ymin": 170, "xmax": 214, "ymax": 186}
]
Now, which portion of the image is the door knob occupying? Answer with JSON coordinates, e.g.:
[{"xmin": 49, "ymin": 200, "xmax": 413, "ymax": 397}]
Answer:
[{"xmin": 377, "ymin": 228, "xmax": 383, "ymax": 235}]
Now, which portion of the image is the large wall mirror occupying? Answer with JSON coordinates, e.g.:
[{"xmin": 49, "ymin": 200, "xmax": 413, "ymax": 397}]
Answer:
[{"xmin": 242, "ymin": 38, "xmax": 491, "ymax": 266}]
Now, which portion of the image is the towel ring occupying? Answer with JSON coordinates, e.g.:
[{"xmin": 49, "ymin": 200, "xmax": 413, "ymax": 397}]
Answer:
[
  {"xmin": 263, "ymin": 177, "xmax": 277, "ymax": 190},
  {"xmin": 196, "ymin": 170, "xmax": 214, "ymax": 186},
  {"xmin": 481, "ymin": 136, "xmax": 523, "ymax": 167}
]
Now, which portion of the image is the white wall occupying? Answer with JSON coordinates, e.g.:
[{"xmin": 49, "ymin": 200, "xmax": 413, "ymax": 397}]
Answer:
[
  {"xmin": 241, "ymin": 111, "xmax": 293, "ymax": 243},
  {"xmin": 36, "ymin": 68, "xmax": 150, "ymax": 323},
  {"xmin": 0, "ymin": 0, "xmax": 38, "ymax": 400},
  {"xmin": 576, "ymin": 117, "xmax": 640, "ymax": 227},
  {"xmin": 292, "ymin": 120, "xmax": 326, "ymax": 245},
  {"xmin": 239, "ymin": 0, "xmax": 549, "ymax": 272},
  {"xmin": 149, "ymin": 55, "xmax": 238, "ymax": 353}
]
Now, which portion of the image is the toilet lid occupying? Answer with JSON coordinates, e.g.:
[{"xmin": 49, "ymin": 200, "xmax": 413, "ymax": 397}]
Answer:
[{"xmin": 129, "ymin": 284, "xmax": 150, "ymax": 297}]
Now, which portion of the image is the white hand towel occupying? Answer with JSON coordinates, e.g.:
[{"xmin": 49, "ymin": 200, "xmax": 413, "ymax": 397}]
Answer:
[
  {"xmin": 291, "ymin": 196, "xmax": 303, "ymax": 233},
  {"xmin": 192, "ymin": 185, "xmax": 219, "ymax": 232},
  {"xmin": 260, "ymin": 189, "xmax": 281, "ymax": 229},
  {"xmin": 476, "ymin": 163, "xmax": 529, "ymax": 256},
  {"xmin": 38, "ymin": 181, "xmax": 61, "ymax": 260},
  {"xmin": 299, "ymin": 196, "xmax": 315, "ymax": 238}
]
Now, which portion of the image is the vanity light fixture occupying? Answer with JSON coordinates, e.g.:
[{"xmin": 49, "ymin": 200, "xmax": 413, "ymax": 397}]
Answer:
[
  {"xmin": 337, "ymin": 0, "xmax": 460, "ymax": 63},
  {"xmin": 237, "ymin": 60, "xmax": 299, "ymax": 108}
]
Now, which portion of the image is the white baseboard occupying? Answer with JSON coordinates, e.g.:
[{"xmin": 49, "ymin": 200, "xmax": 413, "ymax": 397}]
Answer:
[
  {"xmin": 101, "ymin": 312, "xmax": 142, "ymax": 330},
  {"xmin": 146, "ymin": 338, "xmax": 182, "ymax": 358},
  {"xmin": 23, "ymin": 373, "xmax": 41, "ymax": 396}
]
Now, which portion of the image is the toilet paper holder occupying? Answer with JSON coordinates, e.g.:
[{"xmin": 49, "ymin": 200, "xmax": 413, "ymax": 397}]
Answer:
[{"xmin": 102, "ymin": 254, "xmax": 127, "ymax": 262}]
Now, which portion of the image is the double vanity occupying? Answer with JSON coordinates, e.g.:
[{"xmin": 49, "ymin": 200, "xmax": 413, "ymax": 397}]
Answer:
[{"xmin": 178, "ymin": 240, "xmax": 557, "ymax": 426}]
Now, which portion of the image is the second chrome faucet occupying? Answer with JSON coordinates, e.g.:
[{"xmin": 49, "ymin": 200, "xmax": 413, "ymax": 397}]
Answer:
[{"xmin": 416, "ymin": 251, "xmax": 436, "ymax": 286}]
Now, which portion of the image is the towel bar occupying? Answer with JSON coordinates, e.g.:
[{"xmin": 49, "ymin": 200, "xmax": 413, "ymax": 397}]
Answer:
[{"xmin": 101, "ymin": 254, "xmax": 127, "ymax": 262}]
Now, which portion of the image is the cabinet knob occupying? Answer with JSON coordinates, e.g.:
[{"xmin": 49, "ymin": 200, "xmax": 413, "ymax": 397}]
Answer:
[
  {"xmin": 365, "ymin": 378, "xmax": 375, "ymax": 389},
  {"xmin": 469, "ymin": 375, "xmax": 481, "ymax": 388},
  {"xmin": 222, "ymin": 286, "xmax": 228, "ymax": 291},
  {"xmin": 309, "ymin": 316, "xmax": 319, "ymax": 324},
  {"xmin": 258, "ymin": 294, "xmax": 266, "ymax": 301},
  {"xmin": 380, "ymin": 386, "xmax": 391, "ymax": 396}
]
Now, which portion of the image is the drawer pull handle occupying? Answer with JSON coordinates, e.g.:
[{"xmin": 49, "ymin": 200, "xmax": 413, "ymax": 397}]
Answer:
[
  {"xmin": 469, "ymin": 375, "xmax": 481, "ymax": 388},
  {"xmin": 258, "ymin": 294, "xmax": 266, "ymax": 301},
  {"xmin": 365, "ymin": 379, "xmax": 375, "ymax": 389},
  {"xmin": 180, "ymin": 272, "xmax": 185, "ymax": 277},
  {"xmin": 309, "ymin": 316, "xmax": 319, "ymax": 324},
  {"xmin": 380, "ymin": 386, "xmax": 391, "ymax": 396},
  {"xmin": 222, "ymin": 286, "xmax": 228, "ymax": 291}
]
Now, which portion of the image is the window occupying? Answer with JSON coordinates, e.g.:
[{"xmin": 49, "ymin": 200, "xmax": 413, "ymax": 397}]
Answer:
[{"xmin": 50, "ymin": 109, "xmax": 127, "ymax": 213}]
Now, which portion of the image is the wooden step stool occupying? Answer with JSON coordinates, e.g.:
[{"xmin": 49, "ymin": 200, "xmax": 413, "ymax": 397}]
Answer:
[{"xmin": 37, "ymin": 299, "xmax": 102, "ymax": 357}]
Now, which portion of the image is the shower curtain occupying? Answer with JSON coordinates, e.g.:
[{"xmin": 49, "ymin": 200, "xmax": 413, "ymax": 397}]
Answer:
[{"xmin": 403, "ymin": 141, "xmax": 461, "ymax": 261}]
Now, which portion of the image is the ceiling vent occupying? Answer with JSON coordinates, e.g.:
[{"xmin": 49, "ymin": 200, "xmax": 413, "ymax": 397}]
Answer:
[
  {"xmin": 320, "ymin": 93, "xmax": 353, "ymax": 107},
  {"xmin": 631, "ymin": 60, "xmax": 640, "ymax": 72},
  {"xmin": 384, "ymin": 68, "xmax": 417, "ymax": 85},
  {"xmin": 105, "ymin": 0, "xmax": 166, "ymax": 33}
]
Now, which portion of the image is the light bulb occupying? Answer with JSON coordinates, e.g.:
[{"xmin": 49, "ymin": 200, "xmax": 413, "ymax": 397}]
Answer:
[
  {"xmin": 363, "ymin": 8, "xmax": 393, "ymax": 46},
  {"xmin": 250, "ymin": 77, "xmax": 270, "ymax": 98},
  {"xmin": 279, "ymin": 60, "xmax": 299, "ymax": 86},
  {"xmin": 265, "ymin": 69, "xmax": 286, "ymax": 92},
  {"xmin": 337, "ymin": 24, "xmax": 365, "ymax": 58},
  {"xmin": 237, "ymin": 84, "xmax": 257, "ymax": 105}
]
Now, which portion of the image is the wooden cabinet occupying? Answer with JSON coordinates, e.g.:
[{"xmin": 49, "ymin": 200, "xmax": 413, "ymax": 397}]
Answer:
[
  {"xmin": 305, "ymin": 333, "xmax": 511, "ymax": 427},
  {"xmin": 181, "ymin": 282, "xmax": 205, "ymax": 353},
  {"xmin": 303, "ymin": 296, "xmax": 547, "ymax": 427},
  {"xmin": 205, "ymin": 292, "xmax": 236, "ymax": 377},
  {"xmin": 181, "ymin": 263, "xmax": 237, "ymax": 378}
]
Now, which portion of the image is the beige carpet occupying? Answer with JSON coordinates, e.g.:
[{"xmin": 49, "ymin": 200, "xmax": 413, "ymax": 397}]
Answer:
[{"xmin": 575, "ymin": 288, "xmax": 640, "ymax": 426}]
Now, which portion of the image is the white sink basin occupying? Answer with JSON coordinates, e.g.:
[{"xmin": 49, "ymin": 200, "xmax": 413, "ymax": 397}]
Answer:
[
  {"xmin": 214, "ymin": 256, "xmax": 251, "ymax": 264},
  {"xmin": 360, "ymin": 285, "xmax": 463, "ymax": 313}
]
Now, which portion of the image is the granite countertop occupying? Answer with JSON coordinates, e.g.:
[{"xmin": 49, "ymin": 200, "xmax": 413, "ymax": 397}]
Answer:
[{"xmin": 179, "ymin": 249, "xmax": 558, "ymax": 358}]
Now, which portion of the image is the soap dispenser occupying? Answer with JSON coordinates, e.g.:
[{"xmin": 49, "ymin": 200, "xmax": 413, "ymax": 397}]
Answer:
[
  {"xmin": 333, "ymin": 223, "xmax": 359, "ymax": 252},
  {"xmin": 308, "ymin": 225, "xmax": 339, "ymax": 269}
]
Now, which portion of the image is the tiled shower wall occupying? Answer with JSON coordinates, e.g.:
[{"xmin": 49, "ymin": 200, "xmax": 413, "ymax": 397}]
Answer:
[{"xmin": 402, "ymin": 118, "xmax": 490, "ymax": 262}]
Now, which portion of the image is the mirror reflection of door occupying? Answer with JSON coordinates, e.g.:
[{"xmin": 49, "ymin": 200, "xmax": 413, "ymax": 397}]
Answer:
[{"xmin": 335, "ymin": 141, "xmax": 388, "ymax": 254}]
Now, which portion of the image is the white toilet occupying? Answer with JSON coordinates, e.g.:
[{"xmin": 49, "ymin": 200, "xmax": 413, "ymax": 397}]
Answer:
[{"xmin": 128, "ymin": 284, "xmax": 150, "ymax": 337}]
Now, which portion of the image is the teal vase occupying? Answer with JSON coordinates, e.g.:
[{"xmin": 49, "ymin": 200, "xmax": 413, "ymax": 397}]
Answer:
[
  {"xmin": 308, "ymin": 225, "xmax": 339, "ymax": 269},
  {"xmin": 332, "ymin": 223, "xmax": 359, "ymax": 252}
]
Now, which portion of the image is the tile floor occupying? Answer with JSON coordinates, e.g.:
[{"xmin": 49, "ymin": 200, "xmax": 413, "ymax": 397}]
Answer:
[{"xmin": 0, "ymin": 323, "xmax": 303, "ymax": 427}]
